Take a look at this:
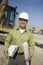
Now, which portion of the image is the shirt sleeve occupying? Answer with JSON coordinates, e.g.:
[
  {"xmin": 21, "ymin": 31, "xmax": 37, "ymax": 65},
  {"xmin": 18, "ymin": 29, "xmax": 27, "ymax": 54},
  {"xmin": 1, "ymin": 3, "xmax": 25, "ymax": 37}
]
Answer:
[
  {"xmin": 28, "ymin": 32, "xmax": 35, "ymax": 57},
  {"xmin": 4, "ymin": 31, "xmax": 13, "ymax": 52}
]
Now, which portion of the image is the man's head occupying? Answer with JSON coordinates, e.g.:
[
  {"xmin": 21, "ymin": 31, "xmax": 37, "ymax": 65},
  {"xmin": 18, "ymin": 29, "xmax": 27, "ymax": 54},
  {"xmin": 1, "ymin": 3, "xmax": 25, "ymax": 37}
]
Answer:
[{"xmin": 19, "ymin": 12, "xmax": 29, "ymax": 29}]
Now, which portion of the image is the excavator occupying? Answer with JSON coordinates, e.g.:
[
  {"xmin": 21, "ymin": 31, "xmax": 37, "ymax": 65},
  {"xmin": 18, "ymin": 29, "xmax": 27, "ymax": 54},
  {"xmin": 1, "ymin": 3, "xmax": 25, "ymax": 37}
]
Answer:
[{"xmin": 0, "ymin": 0, "xmax": 18, "ymax": 42}]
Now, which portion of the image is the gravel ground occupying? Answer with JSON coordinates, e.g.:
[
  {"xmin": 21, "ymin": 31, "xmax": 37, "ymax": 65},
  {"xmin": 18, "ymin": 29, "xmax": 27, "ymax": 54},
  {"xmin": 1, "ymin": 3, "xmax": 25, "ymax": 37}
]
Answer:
[
  {"xmin": 33, "ymin": 34, "xmax": 43, "ymax": 44},
  {"xmin": 0, "ymin": 44, "xmax": 9, "ymax": 65},
  {"xmin": 31, "ymin": 46, "xmax": 43, "ymax": 65}
]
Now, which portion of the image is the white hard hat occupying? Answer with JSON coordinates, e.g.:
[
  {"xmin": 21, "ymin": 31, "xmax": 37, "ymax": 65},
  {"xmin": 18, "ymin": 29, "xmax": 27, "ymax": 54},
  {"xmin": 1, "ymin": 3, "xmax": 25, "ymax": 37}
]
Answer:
[{"xmin": 19, "ymin": 12, "xmax": 29, "ymax": 20}]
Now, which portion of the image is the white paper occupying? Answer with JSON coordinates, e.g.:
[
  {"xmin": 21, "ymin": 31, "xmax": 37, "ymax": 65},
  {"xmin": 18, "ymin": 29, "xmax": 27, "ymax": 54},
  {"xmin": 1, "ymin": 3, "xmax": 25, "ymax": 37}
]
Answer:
[
  {"xmin": 23, "ymin": 42, "xmax": 29, "ymax": 65},
  {"xmin": 8, "ymin": 45, "xmax": 19, "ymax": 57}
]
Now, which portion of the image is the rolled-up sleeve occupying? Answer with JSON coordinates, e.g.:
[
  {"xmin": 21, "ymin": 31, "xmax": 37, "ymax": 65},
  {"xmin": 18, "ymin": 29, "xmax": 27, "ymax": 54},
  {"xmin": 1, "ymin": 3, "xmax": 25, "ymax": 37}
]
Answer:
[{"xmin": 29, "ymin": 33, "xmax": 35, "ymax": 56}]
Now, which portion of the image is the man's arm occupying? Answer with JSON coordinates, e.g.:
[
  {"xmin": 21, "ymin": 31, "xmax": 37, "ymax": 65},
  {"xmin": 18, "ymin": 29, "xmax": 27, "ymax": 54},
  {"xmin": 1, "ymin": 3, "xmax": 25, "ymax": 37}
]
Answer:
[
  {"xmin": 4, "ymin": 31, "xmax": 13, "ymax": 57},
  {"xmin": 29, "ymin": 33, "xmax": 35, "ymax": 57},
  {"xmin": 25, "ymin": 32, "xmax": 35, "ymax": 61}
]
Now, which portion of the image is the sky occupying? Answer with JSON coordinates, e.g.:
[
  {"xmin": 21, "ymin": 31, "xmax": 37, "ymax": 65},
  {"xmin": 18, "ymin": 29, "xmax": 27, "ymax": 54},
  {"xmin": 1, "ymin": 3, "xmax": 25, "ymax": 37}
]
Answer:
[{"xmin": 8, "ymin": 0, "xmax": 43, "ymax": 28}]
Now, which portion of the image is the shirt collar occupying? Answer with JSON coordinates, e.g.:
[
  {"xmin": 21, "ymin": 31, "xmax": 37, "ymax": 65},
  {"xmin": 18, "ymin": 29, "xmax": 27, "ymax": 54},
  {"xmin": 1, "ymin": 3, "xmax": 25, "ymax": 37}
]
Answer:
[{"xmin": 16, "ymin": 27, "xmax": 27, "ymax": 32}]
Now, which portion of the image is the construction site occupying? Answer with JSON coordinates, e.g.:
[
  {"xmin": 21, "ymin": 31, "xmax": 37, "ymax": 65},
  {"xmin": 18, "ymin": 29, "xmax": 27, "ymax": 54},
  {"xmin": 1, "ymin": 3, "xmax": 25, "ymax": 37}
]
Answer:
[{"xmin": 0, "ymin": 0, "xmax": 43, "ymax": 65}]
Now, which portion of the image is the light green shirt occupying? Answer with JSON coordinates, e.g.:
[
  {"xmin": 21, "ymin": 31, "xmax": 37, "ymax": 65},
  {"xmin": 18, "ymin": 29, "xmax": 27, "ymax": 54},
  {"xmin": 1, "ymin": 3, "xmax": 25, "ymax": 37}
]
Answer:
[{"xmin": 4, "ymin": 27, "xmax": 35, "ymax": 56}]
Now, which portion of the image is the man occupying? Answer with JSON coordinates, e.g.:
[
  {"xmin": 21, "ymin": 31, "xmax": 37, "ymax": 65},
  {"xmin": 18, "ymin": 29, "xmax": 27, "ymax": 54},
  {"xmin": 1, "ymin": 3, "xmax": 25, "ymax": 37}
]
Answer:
[{"xmin": 4, "ymin": 12, "xmax": 35, "ymax": 65}]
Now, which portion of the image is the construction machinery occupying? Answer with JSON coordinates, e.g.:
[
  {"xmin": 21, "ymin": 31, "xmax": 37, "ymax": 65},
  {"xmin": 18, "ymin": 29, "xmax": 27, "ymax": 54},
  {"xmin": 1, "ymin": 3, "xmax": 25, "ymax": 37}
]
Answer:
[{"xmin": 0, "ymin": 0, "xmax": 18, "ymax": 42}]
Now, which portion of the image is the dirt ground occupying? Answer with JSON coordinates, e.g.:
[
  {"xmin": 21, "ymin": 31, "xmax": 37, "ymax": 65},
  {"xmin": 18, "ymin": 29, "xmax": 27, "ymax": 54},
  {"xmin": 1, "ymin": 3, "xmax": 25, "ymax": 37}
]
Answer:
[
  {"xmin": 33, "ymin": 33, "xmax": 43, "ymax": 44},
  {"xmin": 32, "ymin": 34, "xmax": 43, "ymax": 65},
  {"xmin": 31, "ymin": 46, "xmax": 43, "ymax": 65},
  {"xmin": 0, "ymin": 34, "xmax": 43, "ymax": 65},
  {"xmin": 0, "ymin": 44, "xmax": 9, "ymax": 65}
]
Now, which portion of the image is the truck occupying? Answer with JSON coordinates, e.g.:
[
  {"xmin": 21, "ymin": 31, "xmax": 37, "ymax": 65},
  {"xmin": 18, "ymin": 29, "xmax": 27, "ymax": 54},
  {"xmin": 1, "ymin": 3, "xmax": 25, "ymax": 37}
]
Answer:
[{"xmin": 0, "ymin": 0, "xmax": 18, "ymax": 42}]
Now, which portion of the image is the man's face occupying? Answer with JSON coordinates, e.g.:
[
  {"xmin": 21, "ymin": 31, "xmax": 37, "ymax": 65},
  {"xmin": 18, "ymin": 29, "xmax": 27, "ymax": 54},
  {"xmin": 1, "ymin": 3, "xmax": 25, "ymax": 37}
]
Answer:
[{"xmin": 19, "ymin": 18, "xmax": 27, "ymax": 29}]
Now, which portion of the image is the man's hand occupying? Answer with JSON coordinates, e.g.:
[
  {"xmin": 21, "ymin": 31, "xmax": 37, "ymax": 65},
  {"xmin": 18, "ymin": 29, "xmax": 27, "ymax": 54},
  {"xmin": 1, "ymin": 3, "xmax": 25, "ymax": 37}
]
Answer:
[{"xmin": 25, "ymin": 56, "xmax": 32, "ymax": 62}]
